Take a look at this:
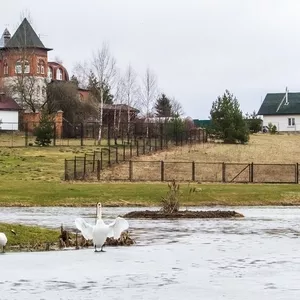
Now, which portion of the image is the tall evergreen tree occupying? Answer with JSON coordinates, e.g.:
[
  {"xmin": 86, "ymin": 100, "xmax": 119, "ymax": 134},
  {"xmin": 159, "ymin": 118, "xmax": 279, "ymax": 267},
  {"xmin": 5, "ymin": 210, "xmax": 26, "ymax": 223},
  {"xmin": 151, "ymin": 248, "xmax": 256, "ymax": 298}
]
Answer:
[
  {"xmin": 70, "ymin": 75, "xmax": 79, "ymax": 87},
  {"xmin": 87, "ymin": 71, "xmax": 114, "ymax": 104},
  {"xmin": 210, "ymin": 90, "xmax": 249, "ymax": 144},
  {"xmin": 154, "ymin": 93, "xmax": 172, "ymax": 117}
]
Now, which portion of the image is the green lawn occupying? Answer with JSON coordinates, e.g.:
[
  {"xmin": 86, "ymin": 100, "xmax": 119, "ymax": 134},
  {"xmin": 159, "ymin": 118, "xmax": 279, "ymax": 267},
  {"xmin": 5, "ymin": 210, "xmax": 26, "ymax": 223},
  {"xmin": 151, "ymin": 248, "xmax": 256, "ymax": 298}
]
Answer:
[
  {"xmin": 0, "ymin": 223, "xmax": 61, "ymax": 251},
  {"xmin": 1, "ymin": 180, "xmax": 300, "ymax": 206},
  {"xmin": 1, "ymin": 143, "xmax": 300, "ymax": 207}
]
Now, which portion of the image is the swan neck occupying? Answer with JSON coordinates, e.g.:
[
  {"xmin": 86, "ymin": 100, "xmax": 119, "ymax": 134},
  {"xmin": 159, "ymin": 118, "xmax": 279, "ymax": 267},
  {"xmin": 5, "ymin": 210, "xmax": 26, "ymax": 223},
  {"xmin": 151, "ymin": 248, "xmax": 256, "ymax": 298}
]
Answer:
[{"xmin": 98, "ymin": 204, "xmax": 102, "ymax": 219}]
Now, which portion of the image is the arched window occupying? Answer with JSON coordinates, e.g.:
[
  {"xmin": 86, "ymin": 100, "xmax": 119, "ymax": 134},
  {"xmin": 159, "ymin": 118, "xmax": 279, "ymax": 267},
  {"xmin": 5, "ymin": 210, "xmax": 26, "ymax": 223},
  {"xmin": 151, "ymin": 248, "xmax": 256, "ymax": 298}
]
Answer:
[
  {"xmin": 37, "ymin": 60, "xmax": 40, "ymax": 74},
  {"xmin": 3, "ymin": 61, "xmax": 8, "ymax": 75},
  {"xmin": 40, "ymin": 60, "xmax": 45, "ymax": 74},
  {"xmin": 47, "ymin": 67, "xmax": 53, "ymax": 80},
  {"xmin": 15, "ymin": 60, "xmax": 30, "ymax": 74},
  {"xmin": 56, "ymin": 68, "xmax": 62, "ymax": 80}
]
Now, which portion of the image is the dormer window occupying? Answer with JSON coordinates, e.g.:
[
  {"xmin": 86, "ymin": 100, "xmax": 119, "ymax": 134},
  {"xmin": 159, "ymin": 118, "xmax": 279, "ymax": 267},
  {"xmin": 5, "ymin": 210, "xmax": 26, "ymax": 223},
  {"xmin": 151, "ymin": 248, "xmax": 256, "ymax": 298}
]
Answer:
[{"xmin": 15, "ymin": 59, "xmax": 30, "ymax": 74}]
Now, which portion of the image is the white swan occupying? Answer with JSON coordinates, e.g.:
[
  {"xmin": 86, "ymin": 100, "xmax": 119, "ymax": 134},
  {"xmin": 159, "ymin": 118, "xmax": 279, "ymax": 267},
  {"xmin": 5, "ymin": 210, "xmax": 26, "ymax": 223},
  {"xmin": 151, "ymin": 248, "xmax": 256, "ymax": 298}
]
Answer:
[
  {"xmin": 75, "ymin": 202, "xmax": 129, "ymax": 252},
  {"xmin": 0, "ymin": 232, "xmax": 7, "ymax": 253}
]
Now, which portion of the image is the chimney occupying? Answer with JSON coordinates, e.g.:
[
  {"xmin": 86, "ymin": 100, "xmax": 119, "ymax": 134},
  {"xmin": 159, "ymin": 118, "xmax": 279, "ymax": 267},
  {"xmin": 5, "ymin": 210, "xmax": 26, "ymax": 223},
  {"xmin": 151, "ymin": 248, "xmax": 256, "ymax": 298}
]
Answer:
[
  {"xmin": 3, "ymin": 28, "xmax": 11, "ymax": 46},
  {"xmin": 285, "ymin": 86, "xmax": 289, "ymax": 105}
]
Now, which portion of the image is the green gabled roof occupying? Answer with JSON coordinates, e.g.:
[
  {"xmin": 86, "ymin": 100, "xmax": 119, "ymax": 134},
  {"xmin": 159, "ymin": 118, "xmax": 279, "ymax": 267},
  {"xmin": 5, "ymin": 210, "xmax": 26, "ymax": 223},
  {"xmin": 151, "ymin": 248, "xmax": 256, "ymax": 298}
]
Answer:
[
  {"xmin": 257, "ymin": 92, "xmax": 300, "ymax": 115},
  {"xmin": 193, "ymin": 119, "xmax": 211, "ymax": 128},
  {"xmin": 3, "ymin": 18, "xmax": 52, "ymax": 51}
]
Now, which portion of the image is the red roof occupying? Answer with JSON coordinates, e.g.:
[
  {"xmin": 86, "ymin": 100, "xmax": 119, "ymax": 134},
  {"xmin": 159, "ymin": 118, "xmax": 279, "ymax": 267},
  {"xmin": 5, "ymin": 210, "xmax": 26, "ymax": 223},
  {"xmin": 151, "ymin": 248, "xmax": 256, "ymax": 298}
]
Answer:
[{"xmin": 0, "ymin": 94, "xmax": 22, "ymax": 111}]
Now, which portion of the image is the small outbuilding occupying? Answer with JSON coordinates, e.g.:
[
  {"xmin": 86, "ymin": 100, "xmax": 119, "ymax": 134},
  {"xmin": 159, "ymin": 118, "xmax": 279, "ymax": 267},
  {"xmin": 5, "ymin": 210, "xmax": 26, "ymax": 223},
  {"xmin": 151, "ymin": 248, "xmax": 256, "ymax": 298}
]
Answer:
[{"xmin": 0, "ymin": 93, "xmax": 22, "ymax": 130}]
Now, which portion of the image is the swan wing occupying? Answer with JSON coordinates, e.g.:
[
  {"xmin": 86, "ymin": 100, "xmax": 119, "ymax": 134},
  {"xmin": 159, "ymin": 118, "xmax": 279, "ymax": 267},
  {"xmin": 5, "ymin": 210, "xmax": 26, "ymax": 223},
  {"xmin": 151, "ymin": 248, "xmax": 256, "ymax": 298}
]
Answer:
[
  {"xmin": 107, "ymin": 217, "xmax": 129, "ymax": 239},
  {"xmin": 74, "ymin": 218, "xmax": 94, "ymax": 240}
]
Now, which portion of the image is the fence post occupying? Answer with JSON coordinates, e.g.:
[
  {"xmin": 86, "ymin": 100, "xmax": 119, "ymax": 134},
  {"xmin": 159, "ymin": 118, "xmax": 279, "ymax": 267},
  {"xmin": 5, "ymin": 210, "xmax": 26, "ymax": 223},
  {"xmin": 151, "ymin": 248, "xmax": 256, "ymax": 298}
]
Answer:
[
  {"xmin": 80, "ymin": 123, "xmax": 84, "ymax": 146},
  {"xmin": 136, "ymin": 141, "xmax": 139, "ymax": 157},
  {"xmin": 100, "ymin": 151, "xmax": 103, "ymax": 170},
  {"xmin": 74, "ymin": 156, "xmax": 77, "ymax": 180},
  {"xmin": 250, "ymin": 162, "xmax": 254, "ymax": 183},
  {"xmin": 116, "ymin": 147, "xmax": 119, "ymax": 163},
  {"xmin": 64, "ymin": 159, "xmax": 68, "ymax": 181},
  {"xmin": 222, "ymin": 162, "xmax": 226, "ymax": 183},
  {"xmin": 130, "ymin": 144, "xmax": 133, "ymax": 158},
  {"xmin": 53, "ymin": 122, "xmax": 56, "ymax": 146},
  {"xmin": 108, "ymin": 123, "xmax": 111, "ymax": 146},
  {"xmin": 97, "ymin": 160, "xmax": 101, "ymax": 181},
  {"xmin": 296, "ymin": 163, "xmax": 299, "ymax": 184},
  {"xmin": 129, "ymin": 160, "xmax": 133, "ymax": 181},
  {"xmin": 143, "ymin": 138, "xmax": 146, "ymax": 155},
  {"xmin": 25, "ymin": 122, "xmax": 28, "ymax": 147},
  {"xmin": 192, "ymin": 161, "xmax": 195, "ymax": 181},
  {"xmin": 92, "ymin": 151, "xmax": 96, "ymax": 172},
  {"xmin": 161, "ymin": 161, "xmax": 165, "ymax": 182},
  {"xmin": 108, "ymin": 147, "xmax": 111, "ymax": 166},
  {"xmin": 123, "ymin": 145, "xmax": 126, "ymax": 161},
  {"xmin": 83, "ymin": 155, "xmax": 87, "ymax": 180}
]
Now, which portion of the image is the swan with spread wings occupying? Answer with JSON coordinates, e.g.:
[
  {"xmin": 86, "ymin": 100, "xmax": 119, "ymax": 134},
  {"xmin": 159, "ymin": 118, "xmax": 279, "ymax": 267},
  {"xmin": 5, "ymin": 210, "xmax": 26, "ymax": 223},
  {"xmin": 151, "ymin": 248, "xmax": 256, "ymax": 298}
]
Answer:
[{"xmin": 75, "ymin": 202, "xmax": 129, "ymax": 252}]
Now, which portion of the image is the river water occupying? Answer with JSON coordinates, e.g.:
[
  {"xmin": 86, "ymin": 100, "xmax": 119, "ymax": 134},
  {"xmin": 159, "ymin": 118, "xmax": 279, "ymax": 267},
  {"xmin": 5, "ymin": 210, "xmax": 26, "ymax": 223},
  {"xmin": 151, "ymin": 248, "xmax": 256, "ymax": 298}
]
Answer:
[{"xmin": 1, "ymin": 206, "xmax": 300, "ymax": 299}]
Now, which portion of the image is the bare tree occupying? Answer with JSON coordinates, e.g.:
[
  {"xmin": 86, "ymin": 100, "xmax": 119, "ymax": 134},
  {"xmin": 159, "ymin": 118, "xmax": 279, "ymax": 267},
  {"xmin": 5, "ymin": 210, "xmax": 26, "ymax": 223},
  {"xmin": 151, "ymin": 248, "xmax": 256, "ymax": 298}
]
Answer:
[
  {"xmin": 74, "ymin": 43, "xmax": 116, "ymax": 144},
  {"xmin": 171, "ymin": 97, "xmax": 184, "ymax": 117},
  {"xmin": 123, "ymin": 64, "xmax": 139, "ymax": 134},
  {"xmin": 140, "ymin": 67, "xmax": 158, "ymax": 136},
  {"xmin": 92, "ymin": 43, "xmax": 117, "ymax": 144},
  {"xmin": 72, "ymin": 61, "xmax": 90, "ymax": 88}
]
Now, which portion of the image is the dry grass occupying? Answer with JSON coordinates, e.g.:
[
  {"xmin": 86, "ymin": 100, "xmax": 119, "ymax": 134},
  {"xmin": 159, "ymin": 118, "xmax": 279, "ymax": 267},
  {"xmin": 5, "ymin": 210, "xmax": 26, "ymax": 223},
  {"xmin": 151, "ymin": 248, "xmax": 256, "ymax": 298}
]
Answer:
[{"xmin": 100, "ymin": 134, "xmax": 300, "ymax": 182}]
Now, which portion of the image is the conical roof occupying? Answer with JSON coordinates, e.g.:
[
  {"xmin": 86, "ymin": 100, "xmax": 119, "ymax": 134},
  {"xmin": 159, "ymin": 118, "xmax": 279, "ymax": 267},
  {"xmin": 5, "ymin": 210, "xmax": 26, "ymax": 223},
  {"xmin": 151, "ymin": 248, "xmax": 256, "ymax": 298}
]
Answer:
[
  {"xmin": 3, "ymin": 18, "xmax": 52, "ymax": 51},
  {"xmin": 0, "ymin": 28, "xmax": 11, "ymax": 47}
]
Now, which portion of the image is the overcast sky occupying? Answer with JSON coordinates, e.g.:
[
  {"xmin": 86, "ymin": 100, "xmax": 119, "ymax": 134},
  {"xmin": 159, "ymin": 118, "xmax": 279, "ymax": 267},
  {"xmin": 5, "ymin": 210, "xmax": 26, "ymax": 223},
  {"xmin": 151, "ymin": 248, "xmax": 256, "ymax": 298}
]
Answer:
[{"xmin": 1, "ymin": 0, "xmax": 300, "ymax": 119}]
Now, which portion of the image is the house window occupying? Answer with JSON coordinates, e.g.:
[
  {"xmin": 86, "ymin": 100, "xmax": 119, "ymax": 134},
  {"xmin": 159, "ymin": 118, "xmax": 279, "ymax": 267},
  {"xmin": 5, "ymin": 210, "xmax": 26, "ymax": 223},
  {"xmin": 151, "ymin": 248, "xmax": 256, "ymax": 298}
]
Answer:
[
  {"xmin": 37, "ymin": 61, "xmax": 40, "ymax": 74},
  {"xmin": 288, "ymin": 118, "xmax": 295, "ymax": 126},
  {"xmin": 40, "ymin": 61, "xmax": 45, "ymax": 74},
  {"xmin": 56, "ymin": 68, "xmax": 62, "ymax": 80},
  {"xmin": 3, "ymin": 62, "xmax": 8, "ymax": 75},
  {"xmin": 15, "ymin": 60, "xmax": 30, "ymax": 74},
  {"xmin": 47, "ymin": 67, "xmax": 53, "ymax": 80}
]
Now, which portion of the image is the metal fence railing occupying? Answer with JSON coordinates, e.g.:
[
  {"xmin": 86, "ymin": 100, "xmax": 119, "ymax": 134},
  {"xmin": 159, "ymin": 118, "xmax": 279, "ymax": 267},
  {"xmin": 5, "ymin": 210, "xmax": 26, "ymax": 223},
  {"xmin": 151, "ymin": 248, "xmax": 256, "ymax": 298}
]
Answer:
[
  {"xmin": 0, "ymin": 121, "xmax": 207, "ymax": 147},
  {"xmin": 64, "ymin": 159, "xmax": 299, "ymax": 184},
  {"xmin": 64, "ymin": 129, "xmax": 206, "ymax": 181}
]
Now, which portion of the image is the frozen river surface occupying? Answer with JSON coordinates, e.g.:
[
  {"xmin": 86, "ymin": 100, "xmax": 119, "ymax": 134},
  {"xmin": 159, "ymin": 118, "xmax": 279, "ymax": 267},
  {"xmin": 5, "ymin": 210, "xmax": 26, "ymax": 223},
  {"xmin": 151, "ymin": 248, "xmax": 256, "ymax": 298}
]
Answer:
[{"xmin": 1, "ymin": 206, "xmax": 300, "ymax": 300}]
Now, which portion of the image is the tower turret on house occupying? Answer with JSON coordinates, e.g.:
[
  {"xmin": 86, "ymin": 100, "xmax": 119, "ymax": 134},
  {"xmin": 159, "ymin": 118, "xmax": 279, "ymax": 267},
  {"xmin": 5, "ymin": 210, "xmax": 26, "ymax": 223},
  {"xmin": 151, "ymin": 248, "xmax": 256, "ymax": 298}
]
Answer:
[{"xmin": 0, "ymin": 18, "xmax": 52, "ymax": 112}]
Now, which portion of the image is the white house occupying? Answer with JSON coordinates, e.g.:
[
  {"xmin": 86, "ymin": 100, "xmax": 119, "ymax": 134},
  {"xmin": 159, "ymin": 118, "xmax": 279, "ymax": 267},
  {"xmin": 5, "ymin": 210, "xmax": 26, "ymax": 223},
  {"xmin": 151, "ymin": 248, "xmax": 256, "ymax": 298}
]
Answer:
[
  {"xmin": 257, "ymin": 89, "xmax": 300, "ymax": 132},
  {"xmin": 0, "ymin": 93, "xmax": 22, "ymax": 130}
]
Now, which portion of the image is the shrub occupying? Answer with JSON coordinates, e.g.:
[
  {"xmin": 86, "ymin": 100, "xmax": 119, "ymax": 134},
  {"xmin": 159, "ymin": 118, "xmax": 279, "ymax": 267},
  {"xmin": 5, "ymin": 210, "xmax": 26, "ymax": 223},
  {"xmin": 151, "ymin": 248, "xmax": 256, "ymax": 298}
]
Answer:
[{"xmin": 160, "ymin": 180, "xmax": 180, "ymax": 213}]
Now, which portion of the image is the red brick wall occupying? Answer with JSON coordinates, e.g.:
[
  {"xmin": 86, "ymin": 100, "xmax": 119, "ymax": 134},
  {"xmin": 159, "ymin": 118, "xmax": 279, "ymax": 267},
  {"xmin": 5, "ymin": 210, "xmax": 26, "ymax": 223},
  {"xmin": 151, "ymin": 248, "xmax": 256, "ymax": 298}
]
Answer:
[
  {"xmin": 22, "ymin": 111, "xmax": 63, "ymax": 138},
  {"xmin": 0, "ymin": 48, "xmax": 48, "ymax": 78}
]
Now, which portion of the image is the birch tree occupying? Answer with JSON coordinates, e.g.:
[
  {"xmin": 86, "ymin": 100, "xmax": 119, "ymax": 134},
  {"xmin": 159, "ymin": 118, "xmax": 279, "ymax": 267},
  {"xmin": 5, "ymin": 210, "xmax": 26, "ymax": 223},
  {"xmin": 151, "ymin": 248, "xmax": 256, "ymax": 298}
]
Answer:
[
  {"xmin": 140, "ymin": 68, "xmax": 158, "ymax": 136},
  {"xmin": 74, "ymin": 43, "xmax": 117, "ymax": 144},
  {"xmin": 123, "ymin": 64, "xmax": 139, "ymax": 135},
  {"xmin": 91, "ymin": 43, "xmax": 116, "ymax": 144}
]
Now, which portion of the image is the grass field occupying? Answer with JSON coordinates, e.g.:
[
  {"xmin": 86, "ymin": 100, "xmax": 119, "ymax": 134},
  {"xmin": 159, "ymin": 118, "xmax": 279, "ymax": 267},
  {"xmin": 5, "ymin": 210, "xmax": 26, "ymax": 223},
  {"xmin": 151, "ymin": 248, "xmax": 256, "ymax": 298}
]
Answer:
[
  {"xmin": 0, "ymin": 223, "xmax": 61, "ymax": 251},
  {"xmin": 1, "ymin": 133, "xmax": 300, "ymax": 206}
]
